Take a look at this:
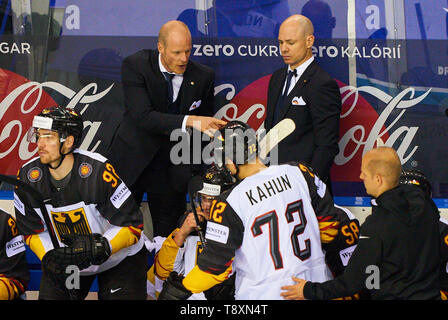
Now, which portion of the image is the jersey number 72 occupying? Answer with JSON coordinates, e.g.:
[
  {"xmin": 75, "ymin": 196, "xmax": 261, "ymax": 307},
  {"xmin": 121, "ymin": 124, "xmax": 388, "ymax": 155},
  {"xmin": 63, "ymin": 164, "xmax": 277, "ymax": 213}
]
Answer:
[{"xmin": 251, "ymin": 199, "xmax": 310, "ymax": 269}]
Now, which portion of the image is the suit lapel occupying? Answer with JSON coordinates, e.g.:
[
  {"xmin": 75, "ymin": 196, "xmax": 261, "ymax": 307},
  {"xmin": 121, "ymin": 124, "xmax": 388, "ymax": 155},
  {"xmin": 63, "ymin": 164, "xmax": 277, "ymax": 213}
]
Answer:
[
  {"xmin": 265, "ymin": 68, "xmax": 287, "ymax": 131},
  {"xmin": 277, "ymin": 61, "xmax": 317, "ymax": 121},
  {"xmin": 177, "ymin": 62, "xmax": 197, "ymax": 114},
  {"xmin": 149, "ymin": 50, "xmax": 171, "ymax": 110}
]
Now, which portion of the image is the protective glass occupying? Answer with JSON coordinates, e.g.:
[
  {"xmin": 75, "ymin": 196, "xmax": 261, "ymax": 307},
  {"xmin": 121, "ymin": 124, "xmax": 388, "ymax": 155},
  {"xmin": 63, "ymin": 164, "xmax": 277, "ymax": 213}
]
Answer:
[
  {"xmin": 199, "ymin": 193, "xmax": 216, "ymax": 218},
  {"xmin": 26, "ymin": 127, "xmax": 59, "ymax": 144}
]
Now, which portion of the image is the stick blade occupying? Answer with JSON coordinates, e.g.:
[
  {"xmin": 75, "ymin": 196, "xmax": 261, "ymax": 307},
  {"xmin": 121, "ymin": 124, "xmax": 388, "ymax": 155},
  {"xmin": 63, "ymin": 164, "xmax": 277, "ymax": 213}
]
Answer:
[{"xmin": 259, "ymin": 118, "xmax": 296, "ymax": 159}]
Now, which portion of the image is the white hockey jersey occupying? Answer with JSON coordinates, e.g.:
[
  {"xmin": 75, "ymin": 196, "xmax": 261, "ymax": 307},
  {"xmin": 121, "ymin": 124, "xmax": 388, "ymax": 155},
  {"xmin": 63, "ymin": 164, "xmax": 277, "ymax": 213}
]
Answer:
[{"xmin": 198, "ymin": 163, "xmax": 335, "ymax": 299}]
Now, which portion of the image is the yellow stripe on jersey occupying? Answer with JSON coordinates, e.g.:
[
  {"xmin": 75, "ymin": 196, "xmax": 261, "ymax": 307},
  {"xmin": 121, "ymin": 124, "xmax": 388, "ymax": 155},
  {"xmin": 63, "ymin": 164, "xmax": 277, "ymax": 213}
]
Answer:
[
  {"xmin": 183, "ymin": 264, "xmax": 233, "ymax": 294},
  {"xmin": 441, "ymin": 290, "xmax": 448, "ymax": 300},
  {"xmin": 147, "ymin": 265, "xmax": 155, "ymax": 284},
  {"xmin": 318, "ymin": 220, "xmax": 340, "ymax": 244},
  {"xmin": 0, "ymin": 276, "xmax": 19, "ymax": 300},
  {"xmin": 153, "ymin": 229, "xmax": 182, "ymax": 280},
  {"xmin": 333, "ymin": 293, "xmax": 360, "ymax": 300},
  {"xmin": 109, "ymin": 226, "xmax": 142, "ymax": 254},
  {"xmin": 146, "ymin": 265, "xmax": 165, "ymax": 299},
  {"xmin": 25, "ymin": 234, "xmax": 47, "ymax": 260}
]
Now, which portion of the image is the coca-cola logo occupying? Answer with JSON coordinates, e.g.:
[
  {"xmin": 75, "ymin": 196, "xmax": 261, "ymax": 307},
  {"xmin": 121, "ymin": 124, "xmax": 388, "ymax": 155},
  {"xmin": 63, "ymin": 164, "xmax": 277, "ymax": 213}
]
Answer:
[
  {"xmin": 332, "ymin": 82, "xmax": 430, "ymax": 182},
  {"xmin": 0, "ymin": 67, "xmax": 430, "ymax": 182},
  {"xmin": 0, "ymin": 68, "xmax": 113, "ymax": 175},
  {"xmin": 0, "ymin": 69, "xmax": 57, "ymax": 175},
  {"xmin": 214, "ymin": 75, "xmax": 270, "ymax": 133},
  {"xmin": 213, "ymin": 76, "xmax": 430, "ymax": 182}
]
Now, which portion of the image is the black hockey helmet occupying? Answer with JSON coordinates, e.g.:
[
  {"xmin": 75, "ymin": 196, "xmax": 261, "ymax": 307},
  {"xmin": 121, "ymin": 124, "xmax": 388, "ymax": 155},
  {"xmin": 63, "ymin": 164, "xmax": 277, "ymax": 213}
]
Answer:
[
  {"xmin": 213, "ymin": 120, "xmax": 258, "ymax": 169},
  {"xmin": 30, "ymin": 106, "xmax": 83, "ymax": 149},
  {"xmin": 399, "ymin": 168, "xmax": 432, "ymax": 198},
  {"xmin": 199, "ymin": 164, "xmax": 235, "ymax": 197}
]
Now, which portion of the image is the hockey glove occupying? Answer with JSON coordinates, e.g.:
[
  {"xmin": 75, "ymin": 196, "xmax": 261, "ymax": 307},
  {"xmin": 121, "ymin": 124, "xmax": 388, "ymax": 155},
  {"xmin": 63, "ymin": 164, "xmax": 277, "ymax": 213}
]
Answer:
[
  {"xmin": 62, "ymin": 233, "xmax": 111, "ymax": 266},
  {"xmin": 42, "ymin": 233, "xmax": 111, "ymax": 275},
  {"xmin": 204, "ymin": 273, "xmax": 236, "ymax": 300},
  {"xmin": 158, "ymin": 271, "xmax": 193, "ymax": 300}
]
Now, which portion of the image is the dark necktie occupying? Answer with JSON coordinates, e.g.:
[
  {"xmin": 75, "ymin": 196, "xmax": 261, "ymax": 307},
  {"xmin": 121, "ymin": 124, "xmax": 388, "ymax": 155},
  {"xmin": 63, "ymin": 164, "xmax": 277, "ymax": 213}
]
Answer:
[
  {"xmin": 163, "ymin": 72, "xmax": 175, "ymax": 104},
  {"xmin": 272, "ymin": 69, "xmax": 297, "ymax": 126},
  {"xmin": 282, "ymin": 69, "xmax": 297, "ymax": 101}
]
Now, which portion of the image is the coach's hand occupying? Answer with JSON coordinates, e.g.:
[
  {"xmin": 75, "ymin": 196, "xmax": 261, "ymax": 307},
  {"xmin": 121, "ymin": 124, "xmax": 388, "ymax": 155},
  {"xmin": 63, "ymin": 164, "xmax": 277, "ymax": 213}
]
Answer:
[
  {"xmin": 186, "ymin": 115, "xmax": 226, "ymax": 137},
  {"xmin": 280, "ymin": 277, "xmax": 307, "ymax": 300}
]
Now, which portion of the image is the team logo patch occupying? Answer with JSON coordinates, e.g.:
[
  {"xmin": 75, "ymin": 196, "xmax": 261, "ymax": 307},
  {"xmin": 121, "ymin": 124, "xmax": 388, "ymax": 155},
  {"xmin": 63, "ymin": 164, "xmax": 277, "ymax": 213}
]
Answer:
[
  {"xmin": 78, "ymin": 162, "xmax": 92, "ymax": 178},
  {"xmin": 27, "ymin": 167, "xmax": 42, "ymax": 182},
  {"xmin": 51, "ymin": 207, "xmax": 92, "ymax": 241}
]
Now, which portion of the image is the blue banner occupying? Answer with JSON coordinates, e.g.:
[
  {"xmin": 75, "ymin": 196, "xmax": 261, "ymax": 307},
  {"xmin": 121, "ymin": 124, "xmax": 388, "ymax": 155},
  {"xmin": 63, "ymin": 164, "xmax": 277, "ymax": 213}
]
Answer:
[{"xmin": 0, "ymin": 0, "xmax": 447, "ymax": 198}]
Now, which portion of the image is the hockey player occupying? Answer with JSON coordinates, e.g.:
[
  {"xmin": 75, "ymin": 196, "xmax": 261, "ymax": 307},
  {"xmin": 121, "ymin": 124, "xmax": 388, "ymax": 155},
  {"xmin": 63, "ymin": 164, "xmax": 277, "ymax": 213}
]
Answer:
[
  {"xmin": 159, "ymin": 120, "xmax": 353, "ymax": 300},
  {"xmin": 399, "ymin": 168, "xmax": 448, "ymax": 300},
  {"xmin": 0, "ymin": 209, "xmax": 29, "ymax": 299},
  {"xmin": 149, "ymin": 164, "xmax": 236, "ymax": 300},
  {"xmin": 15, "ymin": 106, "xmax": 147, "ymax": 300}
]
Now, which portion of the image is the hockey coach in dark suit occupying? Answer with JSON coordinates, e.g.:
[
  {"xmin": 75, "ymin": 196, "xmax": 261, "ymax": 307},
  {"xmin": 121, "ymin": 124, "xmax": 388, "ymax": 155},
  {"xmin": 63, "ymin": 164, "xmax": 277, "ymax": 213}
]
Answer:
[
  {"xmin": 107, "ymin": 20, "xmax": 226, "ymax": 237},
  {"xmin": 265, "ymin": 14, "xmax": 341, "ymax": 183}
]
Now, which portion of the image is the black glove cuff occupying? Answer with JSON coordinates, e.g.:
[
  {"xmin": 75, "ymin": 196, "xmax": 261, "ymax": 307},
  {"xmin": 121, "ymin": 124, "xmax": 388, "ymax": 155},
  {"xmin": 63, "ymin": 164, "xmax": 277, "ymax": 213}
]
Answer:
[
  {"xmin": 158, "ymin": 272, "xmax": 193, "ymax": 300},
  {"xmin": 91, "ymin": 234, "xmax": 111, "ymax": 265}
]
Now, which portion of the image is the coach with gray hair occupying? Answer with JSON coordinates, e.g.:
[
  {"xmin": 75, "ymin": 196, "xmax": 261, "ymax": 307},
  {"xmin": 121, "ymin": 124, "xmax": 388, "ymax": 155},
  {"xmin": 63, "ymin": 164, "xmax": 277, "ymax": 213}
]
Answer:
[{"xmin": 107, "ymin": 20, "xmax": 226, "ymax": 237}]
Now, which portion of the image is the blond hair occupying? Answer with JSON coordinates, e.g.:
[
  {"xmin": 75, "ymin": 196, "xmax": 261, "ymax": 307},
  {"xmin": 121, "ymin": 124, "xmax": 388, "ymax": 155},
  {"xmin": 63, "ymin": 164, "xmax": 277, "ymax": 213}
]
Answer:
[{"xmin": 365, "ymin": 146, "xmax": 402, "ymax": 187}]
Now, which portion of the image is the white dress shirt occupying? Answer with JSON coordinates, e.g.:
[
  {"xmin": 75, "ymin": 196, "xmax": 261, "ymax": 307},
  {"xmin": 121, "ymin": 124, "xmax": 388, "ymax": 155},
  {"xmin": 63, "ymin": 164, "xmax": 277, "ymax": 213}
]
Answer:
[
  {"xmin": 282, "ymin": 56, "xmax": 314, "ymax": 97},
  {"xmin": 158, "ymin": 54, "xmax": 189, "ymax": 132}
]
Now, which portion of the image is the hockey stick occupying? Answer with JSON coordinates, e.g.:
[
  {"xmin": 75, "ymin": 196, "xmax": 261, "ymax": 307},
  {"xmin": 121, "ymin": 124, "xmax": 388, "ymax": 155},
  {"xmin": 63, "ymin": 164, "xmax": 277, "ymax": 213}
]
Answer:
[
  {"xmin": 258, "ymin": 118, "xmax": 296, "ymax": 160},
  {"xmin": 187, "ymin": 175, "xmax": 207, "ymax": 249},
  {"xmin": 0, "ymin": 174, "xmax": 60, "ymax": 248}
]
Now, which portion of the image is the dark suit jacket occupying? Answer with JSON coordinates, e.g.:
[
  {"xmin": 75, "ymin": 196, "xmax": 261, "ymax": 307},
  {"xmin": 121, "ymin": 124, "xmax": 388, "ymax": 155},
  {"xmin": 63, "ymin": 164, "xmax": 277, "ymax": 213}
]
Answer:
[
  {"xmin": 108, "ymin": 49, "xmax": 215, "ymax": 187},
  {"xmin": 265, "ymin": 60, "xmax": 341, "ymax": 181}
]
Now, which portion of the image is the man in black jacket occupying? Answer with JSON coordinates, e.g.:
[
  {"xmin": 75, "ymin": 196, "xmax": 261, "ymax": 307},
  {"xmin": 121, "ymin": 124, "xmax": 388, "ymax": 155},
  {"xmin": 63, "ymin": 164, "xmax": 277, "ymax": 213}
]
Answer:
[
  {"xmin": 399, "ymin": 168, "xmax": 448, "ymax": 299},
  {"xmin": 107, "ymin": 20, "xmax": 226, "ymax": 237},
  {"xmin": 281, "ymin": 146, "xmax": 441, "ymax": 300},
  {"xmin": 264, "ymin": 14, "xmax": 341, "ymax": 183}
]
